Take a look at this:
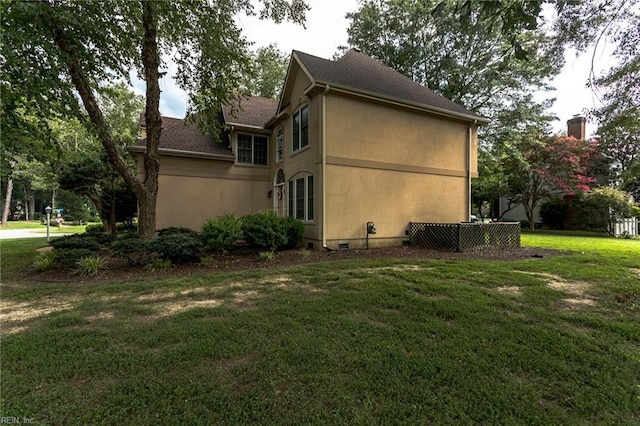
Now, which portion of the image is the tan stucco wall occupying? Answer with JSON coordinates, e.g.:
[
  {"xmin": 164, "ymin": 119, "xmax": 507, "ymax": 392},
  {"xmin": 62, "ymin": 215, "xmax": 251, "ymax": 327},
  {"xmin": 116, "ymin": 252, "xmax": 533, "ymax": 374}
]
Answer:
[
  {"xmin": 137, "ymin": 65, "xmax": 480, "ymax": 248},
  {"xmin": 325, "ymin": 95, "xmax": 477, "ymax": 175},
  {"xmin": 270, "ymin": 69, "xmax": 322, "ymax": 244},
  {"xmin": 322, "ymin": 94, "xmax": 478, "ymax": 248},
  {"xmin": 325, "ymin": 165, "xmax": 468, "ymax": 248},
  {"xmin": 154, "ymin": 155, "xmax": 271, "ymax": 231}
]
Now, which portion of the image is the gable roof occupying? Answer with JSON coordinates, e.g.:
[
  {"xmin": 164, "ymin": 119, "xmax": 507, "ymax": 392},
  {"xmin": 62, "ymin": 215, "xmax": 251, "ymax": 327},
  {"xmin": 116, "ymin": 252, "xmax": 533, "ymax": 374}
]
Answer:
[
  {"xmin": 222, "ymin": 96, "xmax": 278, "ymax": 128},
  {"xmin": 290, "ymin": 49, "xmax": 488, "ymax": 123}
]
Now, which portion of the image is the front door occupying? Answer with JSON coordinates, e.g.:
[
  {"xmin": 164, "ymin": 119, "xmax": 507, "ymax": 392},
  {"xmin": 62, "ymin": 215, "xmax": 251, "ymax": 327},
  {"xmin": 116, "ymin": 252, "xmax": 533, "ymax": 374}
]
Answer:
[{"xmin": 274, "ymin": 169, "xmax": 286, "ymax": 217}]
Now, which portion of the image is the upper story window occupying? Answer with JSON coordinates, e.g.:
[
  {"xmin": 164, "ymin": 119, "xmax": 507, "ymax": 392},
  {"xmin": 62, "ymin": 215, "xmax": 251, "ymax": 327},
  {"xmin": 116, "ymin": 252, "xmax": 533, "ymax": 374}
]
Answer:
[
  {"xmin": 276, "ymin": 129, "xmax": 283, "ymax": 163},
  {"xmin": 237, "ymin": 134, "xmax": 268, "ymax": 166},
  {"xmin": 292, "ymin": 105, "xmax": 309, "ymax": 152}
]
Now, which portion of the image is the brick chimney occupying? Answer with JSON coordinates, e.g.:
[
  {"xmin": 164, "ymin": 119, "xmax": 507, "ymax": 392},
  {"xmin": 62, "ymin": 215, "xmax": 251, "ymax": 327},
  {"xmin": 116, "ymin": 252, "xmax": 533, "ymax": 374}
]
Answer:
[{"xmin": 567, "ymin": 115, "xmax": 586, "ymax": 140}]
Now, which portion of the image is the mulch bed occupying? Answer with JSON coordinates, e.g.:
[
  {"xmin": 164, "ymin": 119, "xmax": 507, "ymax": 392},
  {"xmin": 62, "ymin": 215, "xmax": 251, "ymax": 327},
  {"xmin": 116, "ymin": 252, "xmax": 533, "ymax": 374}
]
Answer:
[{"xmin": 25, "ymin": 245, "xmax": 567, "ymax": 284}]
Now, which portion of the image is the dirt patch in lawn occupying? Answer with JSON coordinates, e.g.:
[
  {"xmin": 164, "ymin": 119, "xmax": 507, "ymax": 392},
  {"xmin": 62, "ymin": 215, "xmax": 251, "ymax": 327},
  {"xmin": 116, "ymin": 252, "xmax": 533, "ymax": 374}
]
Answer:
[
  {"xmin": 18, "ymin": 245, "xmax": 565, "ymax": 284},
  {"xmin": 517, "ymin": 271, "xmax": 596, "ymax": 308}
]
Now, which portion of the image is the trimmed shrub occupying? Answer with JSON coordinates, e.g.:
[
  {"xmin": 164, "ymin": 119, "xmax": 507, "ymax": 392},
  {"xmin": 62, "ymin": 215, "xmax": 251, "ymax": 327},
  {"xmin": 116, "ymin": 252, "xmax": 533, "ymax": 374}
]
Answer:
[
  {"xmin": 282, "ymin": 216, "xmax": 304, "ymax": 249},
  {"xmin": 151, "ymin": 233, "xmax": 204, "ymax": 263},
  {"xmin": 157, "ymin": 227, "xmax": 200, "ymax": 237},
  {"xmin": 540, "ymin": 198, "xmax": 567, "ymax": 230},
  {"xmin": 241, "ymin": 212, "xmax": 287, "ymax": 251},
  {"xmin": 112, "ymin": 237, "xmax": 150, "ymax": 265},
  {"xmin": 116, "ymin": 222, "xmax": 136, "ymax": 233},
  {"xmin": 50, "ymin": 234, "xmax": 100, "ymax": 252},
  {"xmin": 202, "ymin": 214, "xmax": 243, "ymax": 254},
  {"xmin": 85, "ymin": 224, "xmax": 105, "ymax": 234},
  {"xmin": 55, "ymin": 249, "xmax": 96, "ymax": 266}
]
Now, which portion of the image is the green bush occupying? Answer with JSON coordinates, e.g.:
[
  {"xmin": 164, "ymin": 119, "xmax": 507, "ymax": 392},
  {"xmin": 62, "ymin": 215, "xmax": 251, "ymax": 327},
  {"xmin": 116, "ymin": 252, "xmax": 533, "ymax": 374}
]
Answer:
[
  {"xmin": 282, "ymin": 216, "xmax": 304, "ymax": 249},
  {"xmin": 55, "ymin": 248, "xmax": 96, "ymax": 266},
  {"xmin": 116, "ymin": 222, "xmax": 136, "ymax": 233},
  {"xmin": 157, "ymin": 227, "xmax": 200, "ymax": 237},
  {"xmin": 241, "ymin": 212, "xmax": 287, "ymax": 251},
  {"xmin": 151, "ymin": 233, "xmax": 204, "ymax": 263},
  {"xmin": 202, "ymin": 214, "xmax": 242, "ymax": 254},
  {"xmin": 85, "ymin": 224, "xmax": 105, "ymax": 234},
  {"xmin": 540, "ymin": 198, "xmax": 567, "ymax": 230},
  {"xmin": 112, "ymin": 237, "xmax": 150, "ymax": 265},
  {"xmin": 50, "ymin": 234, "xmax": 100, "ymax": 251},
  {"xmin": 574, "ymin": 187, "xmax": 634, "ymax": 233}
]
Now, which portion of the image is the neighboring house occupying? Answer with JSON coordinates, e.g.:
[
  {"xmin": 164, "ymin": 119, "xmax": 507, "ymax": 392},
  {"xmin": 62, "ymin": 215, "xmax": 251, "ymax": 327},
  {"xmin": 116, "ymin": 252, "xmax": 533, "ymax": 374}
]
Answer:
[{"xmin": 130, "ymin": 49, "xmax": 488, "ymax": 249}]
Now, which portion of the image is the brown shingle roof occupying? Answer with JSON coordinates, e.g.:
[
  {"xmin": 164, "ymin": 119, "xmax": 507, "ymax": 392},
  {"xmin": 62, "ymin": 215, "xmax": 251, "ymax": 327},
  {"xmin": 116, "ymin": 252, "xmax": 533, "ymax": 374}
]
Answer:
[
  {"xmin": 222, "ymin": 96, "xmax": 278, "ymax": 128},
  {"xmin": 134, "ymin": 114, "xmax": 233, "ymax": 157},
  {"xmin": 294, "ymin": 49, "xmax": 485, "ymax": 121}
]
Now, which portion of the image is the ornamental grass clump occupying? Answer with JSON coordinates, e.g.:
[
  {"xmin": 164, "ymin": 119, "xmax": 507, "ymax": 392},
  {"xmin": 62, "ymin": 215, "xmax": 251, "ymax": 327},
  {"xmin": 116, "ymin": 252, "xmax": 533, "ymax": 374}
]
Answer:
[
  {"xmin": 75, "ymin": 255, "xmax": 108, "ymax": 277},
  {"xmin": 33, "ymin": 251, "xmax": 56, "ymax": 272}
]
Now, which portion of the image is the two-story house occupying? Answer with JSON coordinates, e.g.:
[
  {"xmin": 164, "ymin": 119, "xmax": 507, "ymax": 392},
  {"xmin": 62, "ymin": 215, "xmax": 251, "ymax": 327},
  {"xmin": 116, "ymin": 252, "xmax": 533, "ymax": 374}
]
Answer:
[{"xmin": 130, "ymin": 49, "xmax": 489, "ymax": 249}]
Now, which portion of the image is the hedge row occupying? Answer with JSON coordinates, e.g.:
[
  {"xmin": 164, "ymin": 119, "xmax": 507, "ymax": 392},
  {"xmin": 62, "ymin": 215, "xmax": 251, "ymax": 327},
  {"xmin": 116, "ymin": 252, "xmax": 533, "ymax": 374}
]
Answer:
[{"xmin": 48, "ymin": 213, "xmax": 304, "ymax": 267}]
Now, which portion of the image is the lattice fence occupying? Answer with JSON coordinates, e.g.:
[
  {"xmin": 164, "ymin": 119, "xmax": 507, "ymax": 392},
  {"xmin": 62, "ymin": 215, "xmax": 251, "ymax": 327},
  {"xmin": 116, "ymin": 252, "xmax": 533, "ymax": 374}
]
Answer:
[{"xmin": 409, "ymin": 222, "xmax": 521, "ymax": 252}]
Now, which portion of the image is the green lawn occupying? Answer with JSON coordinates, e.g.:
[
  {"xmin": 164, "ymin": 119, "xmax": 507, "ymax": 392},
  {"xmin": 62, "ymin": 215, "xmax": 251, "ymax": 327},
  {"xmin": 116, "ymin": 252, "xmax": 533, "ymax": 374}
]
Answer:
[
  {"xmin": 0, "ymin": 220, "xmax": 45, "ymax": 230},
  {"xmin": 0, "ymin": 220, "xmax": 90, "ymax": 234},
  {"xmin": 1, "ymin": 235, "xmax": 639, "ymax": 424}
]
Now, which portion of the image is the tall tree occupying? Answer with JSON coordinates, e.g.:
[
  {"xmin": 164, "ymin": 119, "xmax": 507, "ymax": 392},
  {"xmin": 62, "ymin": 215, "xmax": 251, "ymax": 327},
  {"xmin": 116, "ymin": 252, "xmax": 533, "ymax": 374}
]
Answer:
[
  {"xmin": 243, "ymin": 44, "xmax": 289, "ymax": 99},
  {"xmin": 52, "ymin": 83, "xmax": 143, "ymax": 235},
  {"xmin": 345, "ymin": 0, "xmax": 561, "ymax": 127},
  {"xmin": 504, "ymin": 133, "xmax": 598, "ymax": 231},
  {"xmin": 590, "ymin": 10, "xmax": 639, "ymax": 195},
  {"xmin": 2, "ymin": 0, "xmax": 307, "ymax": 240}
]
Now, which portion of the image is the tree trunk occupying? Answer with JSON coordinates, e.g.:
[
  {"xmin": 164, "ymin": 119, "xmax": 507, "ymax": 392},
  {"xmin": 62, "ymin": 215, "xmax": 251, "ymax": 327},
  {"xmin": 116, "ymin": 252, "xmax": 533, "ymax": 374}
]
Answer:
[
  {"xmin": 1, "ymin": 177, "xmax": 13, "ymax": 226},
  {"xmin": 109, "ymin": 185, "xmax": 117, "ymax": 236},
  {"xmin": 41, "ymin": 1, "xmax": 161, "ymax": 241},
  {"xmin": 139, "ymin": 0, "xmax": 161, "ymax": 241}
]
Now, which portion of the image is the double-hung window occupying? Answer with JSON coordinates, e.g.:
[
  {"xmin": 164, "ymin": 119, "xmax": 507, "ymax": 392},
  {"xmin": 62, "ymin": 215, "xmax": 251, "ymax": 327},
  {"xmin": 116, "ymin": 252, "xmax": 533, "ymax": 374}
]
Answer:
[
  {"xmin": 288, "ymin": 175, "xmax": 314, "ymax": 222},
  {"xmin": 292, "ymin": 105, "xmax": 309, "ymax": 152},
  {"xmin": 237, "ymin": 134, "xmax": 268, "ymax": 166},
  {"xmin": 276, "ymin": 129, "xmax": 283, "ymax": 163}
]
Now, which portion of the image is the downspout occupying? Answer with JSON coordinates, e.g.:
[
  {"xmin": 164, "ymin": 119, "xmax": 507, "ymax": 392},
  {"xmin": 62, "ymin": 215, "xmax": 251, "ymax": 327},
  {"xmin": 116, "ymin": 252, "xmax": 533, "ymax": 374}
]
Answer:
[
  {"xmin": 322, "ymin": 84, "xmax": 334, "ymax": 251},
  {"xmin": 467, "ymin": 120, "xmax": 477, "ymax": 221}
]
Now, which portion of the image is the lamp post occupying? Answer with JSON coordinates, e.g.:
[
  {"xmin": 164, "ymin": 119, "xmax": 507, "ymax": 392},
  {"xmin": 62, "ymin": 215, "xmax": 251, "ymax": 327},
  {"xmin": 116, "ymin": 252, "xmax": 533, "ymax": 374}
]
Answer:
[{"xmin": 45, "ymin": 206, "xmax": 52, "ymax": 243}]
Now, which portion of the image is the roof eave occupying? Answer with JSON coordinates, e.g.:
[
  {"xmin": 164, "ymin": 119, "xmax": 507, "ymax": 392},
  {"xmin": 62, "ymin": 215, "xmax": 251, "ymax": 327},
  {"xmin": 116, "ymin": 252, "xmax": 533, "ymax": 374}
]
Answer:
[
  {"xmin": 226, "ymin": 123, "xmax": 272, "ymax": 134},
  {"xmin": 128, "ymin": 145, "xmax": 235, "ymax": 161},
  {"xmin": 311, "ymin": 81, "xmax": 490, "ymax": 124}
]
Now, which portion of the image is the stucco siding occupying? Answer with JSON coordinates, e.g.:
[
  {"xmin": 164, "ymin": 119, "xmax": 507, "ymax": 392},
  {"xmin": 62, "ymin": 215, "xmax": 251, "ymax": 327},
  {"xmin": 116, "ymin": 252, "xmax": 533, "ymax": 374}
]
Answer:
[
  {"xmin": 155, "ymin": 155, "xmax": 270, "ymax": 230},
  {"xmin": 325, "ymin": 95, "xmax": 477, "ymax": 175},
  {"xmin": 325, "ymin": 164, "xmax": 467, "ymax": 248}
]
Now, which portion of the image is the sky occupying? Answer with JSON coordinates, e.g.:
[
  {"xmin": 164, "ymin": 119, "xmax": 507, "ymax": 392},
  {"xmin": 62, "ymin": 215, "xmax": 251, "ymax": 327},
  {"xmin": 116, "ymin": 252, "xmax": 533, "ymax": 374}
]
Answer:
[{"xmin": 141, "ymin": 0, "xmax": 611, "ymax": 137}]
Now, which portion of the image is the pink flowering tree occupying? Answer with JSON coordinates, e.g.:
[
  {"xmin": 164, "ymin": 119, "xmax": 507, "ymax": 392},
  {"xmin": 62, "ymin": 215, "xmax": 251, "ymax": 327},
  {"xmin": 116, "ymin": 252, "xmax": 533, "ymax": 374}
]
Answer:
[{"xmin": 504, "ymin": 133, "xmax": 598, "ymax": 231}]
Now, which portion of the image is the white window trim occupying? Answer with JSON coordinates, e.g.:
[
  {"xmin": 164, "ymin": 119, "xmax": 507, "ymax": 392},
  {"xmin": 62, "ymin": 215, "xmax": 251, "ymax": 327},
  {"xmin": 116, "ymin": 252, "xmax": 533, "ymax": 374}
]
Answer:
[
  {"xmin": 292, "ymin": 105, "xmax": 309, "ymax": 153},
  {"xmin": 276, "ymin": 128, "xmax": 284, "ymax": 163},
  {"xmin": 288, "ymin": 174, "xmax": 314, "ymax": 222},
  {"xmin": 236, "ymin": 133, "xmax": 268, "ymax": 166}
]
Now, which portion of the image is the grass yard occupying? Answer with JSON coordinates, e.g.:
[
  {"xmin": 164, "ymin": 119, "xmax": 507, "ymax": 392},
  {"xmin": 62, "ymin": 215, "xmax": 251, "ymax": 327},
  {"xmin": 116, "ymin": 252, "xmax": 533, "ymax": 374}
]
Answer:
[
  {"xmin": 1, "ymin": 235, "xmax": 639, "ymax": 424},
  {"xmin": 0, "ymin": 220, "xmax": 46, "ymax": 230},
  {"xmin": 0, "ymin": 220, "xmax": 91, "ymax": 234}
]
